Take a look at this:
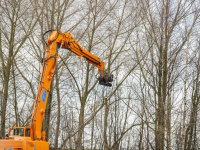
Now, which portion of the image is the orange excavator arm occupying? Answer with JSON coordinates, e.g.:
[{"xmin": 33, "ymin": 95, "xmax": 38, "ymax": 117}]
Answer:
[
  {"xmin": 47, "ymin": 31, "xmax": 106, "ymax": 77},
  {"xmin": 30, "ymin": 30, "xmax": 113, "ymax": 141}
]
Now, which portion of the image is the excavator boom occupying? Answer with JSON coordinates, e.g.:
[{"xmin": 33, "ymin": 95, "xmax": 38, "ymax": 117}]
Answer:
[{"xmin": 30, "ymin": 30, "xmax": 113, "ymax": 141}]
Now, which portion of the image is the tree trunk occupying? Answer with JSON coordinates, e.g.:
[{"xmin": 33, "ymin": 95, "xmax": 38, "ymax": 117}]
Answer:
[
  {"xmin": 45, "ymin": 81, "xmax": 53, "ymax": 141},
  {"xmin": 55, "ymin": 67, "xmax": 61, "ymax": 149},
  {"xmin": 182, "ymin": 29, "xmax": 189, "ymax": 150},
  {"xmin": 12, "ymin": 63, "xmax": 18, "ymax": 127},
  {"xmin": 0, "ymin": 25, "xmax": 14, "ymax": 137},
  {"xmin": 104, "ymin": 97, "xmax": 109, "ymax": 150},
  {"xmin": 76, "ymin": 99, "xmax": 86, "ymax": 150}
]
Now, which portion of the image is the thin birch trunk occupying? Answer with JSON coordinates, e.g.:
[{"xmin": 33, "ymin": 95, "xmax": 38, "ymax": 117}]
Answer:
[
  {"xmin": 182, "ymin": 26, "xmax": 189, "ymax": 150},
  {"xmin": 104, "ymin": 97, "xmax": 109, "ymax": 150}
]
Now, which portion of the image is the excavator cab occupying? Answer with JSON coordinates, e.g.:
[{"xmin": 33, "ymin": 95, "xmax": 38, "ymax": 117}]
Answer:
[{"xmin": 8, "ymin": 127, "xmax": 31, "ymax": 137}]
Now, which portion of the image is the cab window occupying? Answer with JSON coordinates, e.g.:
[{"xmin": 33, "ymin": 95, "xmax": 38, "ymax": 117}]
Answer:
[
  {"xmin": 16, "ymin": 128, "xmax": 24, "ymax": 136},
  {"xmin": 9, "ymin": 129, "xmax": 13, "ymax": 135},
  {"xmin": 26, "ymin": 129, "xmax": 30, "ymax": 137}
]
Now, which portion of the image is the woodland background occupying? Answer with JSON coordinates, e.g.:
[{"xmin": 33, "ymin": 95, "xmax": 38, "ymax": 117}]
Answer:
[{"xmin": 0, "ymin": 0, "xmax": 200, "ymax": 150}]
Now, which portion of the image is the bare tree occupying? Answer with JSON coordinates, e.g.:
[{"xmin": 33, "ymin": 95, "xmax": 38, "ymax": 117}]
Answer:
[
  {"xmin": 136, "ymin": 0, "xmax": 200, "ymax": 149},
  {"xmin": 184, "ymin": 44, "xmax": 200, "ymax": 149},
  {"xmin": 0, "ymin": 0, "xmax": 39, "ymax": 137}
]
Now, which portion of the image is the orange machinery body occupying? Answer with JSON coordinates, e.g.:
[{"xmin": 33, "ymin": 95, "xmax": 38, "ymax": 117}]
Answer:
[
  {"xmin": 0, "ymin": 138, "xmax": 48, "ymax": 150},
  {"xmin": 0, "ymin": 127, "xmax": 48, "ymax": 150},
  {"xmin": 0, "ymin": 30, "xmax": 113, "ymax": 150}
]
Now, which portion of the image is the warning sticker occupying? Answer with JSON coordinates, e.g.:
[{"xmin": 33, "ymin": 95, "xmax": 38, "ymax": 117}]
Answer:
[{"xmin": 41, "ymin": 90, "xmax": 47, "ymax": 103}]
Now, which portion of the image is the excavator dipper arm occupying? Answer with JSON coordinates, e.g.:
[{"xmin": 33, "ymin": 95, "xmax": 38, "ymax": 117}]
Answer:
[{"xmin": 47, "ymin": 31, "xmax": 106, "ymax": 77}]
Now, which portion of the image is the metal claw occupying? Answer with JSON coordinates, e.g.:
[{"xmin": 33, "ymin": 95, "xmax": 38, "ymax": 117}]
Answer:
[{"xmin": 98, "ymin": 72, "xmax": 113, "ymax": 87}]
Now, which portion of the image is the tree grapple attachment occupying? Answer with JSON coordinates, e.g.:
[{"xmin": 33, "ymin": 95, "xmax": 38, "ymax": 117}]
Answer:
[{"xmin": 98, "ymin": 72, "xmax": 113, "ymax": 87}]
